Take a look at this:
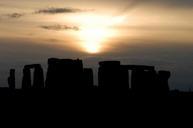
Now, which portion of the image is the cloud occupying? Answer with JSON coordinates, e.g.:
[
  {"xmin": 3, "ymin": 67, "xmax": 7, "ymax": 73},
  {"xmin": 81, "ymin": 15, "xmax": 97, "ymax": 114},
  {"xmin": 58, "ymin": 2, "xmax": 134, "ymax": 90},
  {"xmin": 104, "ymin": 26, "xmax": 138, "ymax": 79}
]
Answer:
[
  {"xmin": 115, "ymin": 0, "xmax": 193, "ymax": 16},
  {"xmin": 124, "ymin": 25, "xmax": 193, "ymax": 31},
  {"xmin": 2, "ymin": 7, "xmax": 91, "ymax": 19},
  {"xmin": 126, "ymin": 0, "xmax": 193, "ymax": 8},
  {"xmin": 40, "ymin": 24, "xmax": 80, "ymax": 31},
  {"xmin": 35, "ymin": 7, "xmax": 88, "ymax": 14},
  {"xmin": 6, "ymin": 13, "xmax": 24, "ymax": 18},
  {"xmin": 2, "ymin": 6, "xmax": 93, "ymax": 20},
  {"xmin": 5, "ymin": 8, "xmax": 91, "ymax": 18}
]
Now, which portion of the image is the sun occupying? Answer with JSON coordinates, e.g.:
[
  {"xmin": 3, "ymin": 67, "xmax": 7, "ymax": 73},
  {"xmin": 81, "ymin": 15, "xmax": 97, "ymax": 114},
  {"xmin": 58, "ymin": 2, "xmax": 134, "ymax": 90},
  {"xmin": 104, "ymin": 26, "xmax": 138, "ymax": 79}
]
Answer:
[
  {"xmin": 75, "ymin": 14, "xmax": 126, "ymax": 53},
  {"xmin": 79, "ymin": 26, "xmax": 110, "ymax": 53}
]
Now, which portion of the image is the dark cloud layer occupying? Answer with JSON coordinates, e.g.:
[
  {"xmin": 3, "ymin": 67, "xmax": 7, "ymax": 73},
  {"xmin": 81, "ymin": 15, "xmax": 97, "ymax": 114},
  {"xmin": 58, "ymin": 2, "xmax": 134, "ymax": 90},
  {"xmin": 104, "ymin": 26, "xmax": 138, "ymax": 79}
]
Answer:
[
  {"xmin": 6, "ymin": 13, "xmax": 24, "ymax": 18},
  {"xmin": 125, "ymin": 25, "xmax": 193, "ymax": 31},
  {"xmin": 36, "ymin": 7, "xmax": 86, "ymax": 14},
  {"xmin": 3, "ymin": 7, "xmax": 90, "ymax": 19},
  {"xmin": 111, "ymin": 0, "xmax": 193, "ymax": 16},
  {"xmin": 40, "ymin": 24, "xmax": 80, "ymax": 31},
  {"xmin": 128, "ymin": 0, "xmax": 193, "ymax": 8}
]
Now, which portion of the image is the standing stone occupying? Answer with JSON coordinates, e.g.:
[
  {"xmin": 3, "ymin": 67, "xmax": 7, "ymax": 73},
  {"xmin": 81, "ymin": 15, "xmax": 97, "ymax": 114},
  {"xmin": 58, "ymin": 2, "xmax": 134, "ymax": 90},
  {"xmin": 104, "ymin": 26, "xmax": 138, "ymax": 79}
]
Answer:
[
  {"xmin": 22, "ymin": 67, "xmax": 31, "ymax": 89},
  {"xmin": 8, "ymin": 69, "xmax": 15, "ymax": 89}
]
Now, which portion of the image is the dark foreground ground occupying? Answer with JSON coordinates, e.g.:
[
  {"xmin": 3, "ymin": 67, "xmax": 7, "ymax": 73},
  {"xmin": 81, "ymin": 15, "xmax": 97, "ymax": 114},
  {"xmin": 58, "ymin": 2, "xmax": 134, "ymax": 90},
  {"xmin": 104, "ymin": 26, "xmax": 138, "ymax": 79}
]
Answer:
[{"xmin": 0, "ymin": 87, "xmax": 192, "ymax": 99}]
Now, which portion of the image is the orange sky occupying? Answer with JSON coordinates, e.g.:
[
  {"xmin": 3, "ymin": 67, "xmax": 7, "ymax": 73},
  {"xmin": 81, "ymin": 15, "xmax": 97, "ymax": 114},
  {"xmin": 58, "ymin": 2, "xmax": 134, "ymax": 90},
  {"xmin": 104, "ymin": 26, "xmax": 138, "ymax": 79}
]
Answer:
[
  {"xmin": 0, "ymin": 0, "xmax": 193, "ymax": 54},
  {"xmin": 1, "ymin": 0, "xmax": 193, "ymax": 90}
]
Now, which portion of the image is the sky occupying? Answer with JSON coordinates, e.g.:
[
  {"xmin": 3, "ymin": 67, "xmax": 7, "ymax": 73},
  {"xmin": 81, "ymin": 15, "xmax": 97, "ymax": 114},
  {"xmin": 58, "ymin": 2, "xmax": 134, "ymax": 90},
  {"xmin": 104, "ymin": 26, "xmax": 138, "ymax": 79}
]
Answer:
[{"xmin": 0, "ymin": 0, "xmax": 193, "ymax": 90}]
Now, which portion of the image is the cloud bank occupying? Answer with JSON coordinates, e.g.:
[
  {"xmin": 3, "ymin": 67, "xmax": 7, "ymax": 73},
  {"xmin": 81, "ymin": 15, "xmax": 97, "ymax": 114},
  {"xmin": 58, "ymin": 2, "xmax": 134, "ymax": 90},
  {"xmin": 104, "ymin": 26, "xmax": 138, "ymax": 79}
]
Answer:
[
  {"xmin": 6, "ymin": 13, "xmax": 24, "ymax": 18},
  {"xmin": 40, "ymin": 24, "xmax": 80, "ymax": 31},
  {"xmin": 127, "ymin": 0, "xmax": 193, "ymax": 8},
  {"xmin": 2, "ymin": 7, "xmax": 91, "ymax": 19},
  {"xmin": 35, "ymin": 7, "xmax": 88, "ymax": 14}
]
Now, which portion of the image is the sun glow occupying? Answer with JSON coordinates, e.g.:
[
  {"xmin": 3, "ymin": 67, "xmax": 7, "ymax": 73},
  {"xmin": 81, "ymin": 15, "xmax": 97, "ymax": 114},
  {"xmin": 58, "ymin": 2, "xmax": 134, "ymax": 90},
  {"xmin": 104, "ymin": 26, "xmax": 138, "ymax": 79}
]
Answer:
[
  {"xmin": 80, "ymin": 27, "xmax": 109, "ymax": 53},
  {"xmin": 76, "ymin": 14, "xmax": 126, "ymax": 53}
]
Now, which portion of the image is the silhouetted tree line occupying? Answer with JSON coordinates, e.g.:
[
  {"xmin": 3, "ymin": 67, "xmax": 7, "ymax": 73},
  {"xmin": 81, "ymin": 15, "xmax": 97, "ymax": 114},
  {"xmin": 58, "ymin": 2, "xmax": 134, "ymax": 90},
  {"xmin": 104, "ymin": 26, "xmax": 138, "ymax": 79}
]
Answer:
[{"xmin": 2, "ymin": 58, "xmax": 178, "ymax": 98}]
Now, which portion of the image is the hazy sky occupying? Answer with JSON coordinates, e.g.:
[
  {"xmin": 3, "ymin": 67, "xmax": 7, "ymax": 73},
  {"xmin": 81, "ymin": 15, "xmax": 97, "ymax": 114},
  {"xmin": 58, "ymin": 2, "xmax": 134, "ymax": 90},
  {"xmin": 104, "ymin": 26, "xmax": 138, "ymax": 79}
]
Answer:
[{"xmin": 0, "ymin": 0, "xmax": 193, "ymax": 90}]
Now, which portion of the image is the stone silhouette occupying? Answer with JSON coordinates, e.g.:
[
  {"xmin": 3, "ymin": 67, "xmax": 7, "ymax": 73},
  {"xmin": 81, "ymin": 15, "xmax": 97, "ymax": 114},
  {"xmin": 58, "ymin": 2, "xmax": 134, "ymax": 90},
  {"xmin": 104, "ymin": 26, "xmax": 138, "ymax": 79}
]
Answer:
[
  {"xmin": 22, "ymin": 64, "xmax": 44, "ymax": 89},
  {"xmin": 8, "ymin": 69, "xmax": 15, "ymax": 89},
  {"xmin": 45, "ymin": 58, "xmax": 84, "ymax": 89},
  {"xmin": 130, "ymin": 66, "xmax": 156, "ymax": 94},
  {"xmin": 83, "ymin": 68, "xmax": 94, "ymax": 88},
  {"xmin": 157, "ymin": 71, "xmax": 171, "ymax": 94},
  {"xmin": 98, "ymin": 61, "xmax": 170, "ymax": 95},
  {"xmin": 98, "ymin": 61, "xmax": 128, "ymax": 91},
  {"xmin": 22, "ymin": 66, "xmax": 31, "ymax": 89},
  {"xmin": 2, "ymin": 58, "xmax": 174, "ymax": 97}
]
